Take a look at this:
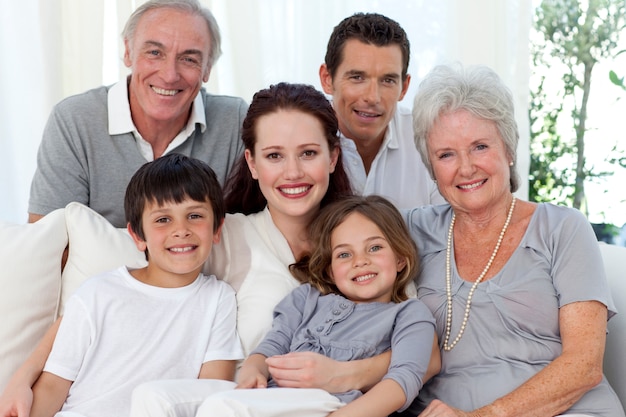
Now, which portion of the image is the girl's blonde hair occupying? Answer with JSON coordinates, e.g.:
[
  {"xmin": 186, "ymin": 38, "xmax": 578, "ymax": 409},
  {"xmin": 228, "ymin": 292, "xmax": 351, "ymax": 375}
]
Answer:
[{"xmin": 290, "ymin": 195, "xmax": 418, "ymax": 303}]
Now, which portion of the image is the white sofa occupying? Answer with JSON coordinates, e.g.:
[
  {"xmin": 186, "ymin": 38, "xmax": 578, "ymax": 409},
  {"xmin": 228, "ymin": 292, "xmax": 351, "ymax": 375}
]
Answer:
[
  {"xmin": 1, "ymin": 202, "xmax": 625, "ymax": 410},
  {"xmin": 0, "ymin": 202, "xmax": 147, "ymax": 391}
]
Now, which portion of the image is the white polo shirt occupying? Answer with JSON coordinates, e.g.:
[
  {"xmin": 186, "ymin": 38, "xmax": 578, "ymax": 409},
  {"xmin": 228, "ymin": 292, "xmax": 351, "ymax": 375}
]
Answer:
[{"xmin": 340, "ymin": 105, "xmax": 445, "ymax": 209}]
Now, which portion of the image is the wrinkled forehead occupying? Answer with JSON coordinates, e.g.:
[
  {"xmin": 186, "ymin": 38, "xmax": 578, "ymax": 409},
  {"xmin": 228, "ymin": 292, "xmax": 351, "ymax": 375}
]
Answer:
[{"xmin": 130, "ymin": 7, "xmax": 212, "ymax": 54}]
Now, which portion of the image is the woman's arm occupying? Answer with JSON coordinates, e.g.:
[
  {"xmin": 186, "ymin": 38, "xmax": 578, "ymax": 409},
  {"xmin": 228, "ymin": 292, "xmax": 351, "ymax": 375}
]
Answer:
[
  {"xmin": 0, "ymin": 318, "xmax": 61, "ymax": 417},
  {"xmin": 265, "ymin": 335, "xmax": 441, "ymax": 394},
  {"xmin": 419, "ymin": 300, "xmax": 608, "ymax": 417},
  {"xmin": 329, "ymin": 379, "xmax": 406, "ymax": 417},
  {"xmin": 265, "ymin": 350, "xmax": 391, "ymax": 393}
]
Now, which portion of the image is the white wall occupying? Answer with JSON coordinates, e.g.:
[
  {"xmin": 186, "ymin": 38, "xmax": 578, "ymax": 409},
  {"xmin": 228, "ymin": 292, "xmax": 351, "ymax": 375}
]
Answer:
[{"xmin": 0, "ymin": 0, "xmax": 531, "ymax": 223}]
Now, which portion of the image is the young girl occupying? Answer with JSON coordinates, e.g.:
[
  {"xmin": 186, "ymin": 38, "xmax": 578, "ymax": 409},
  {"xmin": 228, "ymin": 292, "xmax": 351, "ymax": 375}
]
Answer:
[{"xmin": 195, "ymin": 195, "xmax": 438, "ymax": 417}]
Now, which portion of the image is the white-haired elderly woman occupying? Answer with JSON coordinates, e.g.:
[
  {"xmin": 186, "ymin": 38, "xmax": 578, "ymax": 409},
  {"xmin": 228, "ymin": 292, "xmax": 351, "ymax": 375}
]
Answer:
[{"xmin": 402, "ymin": 63, "xmax": 624, "ymax": 417}]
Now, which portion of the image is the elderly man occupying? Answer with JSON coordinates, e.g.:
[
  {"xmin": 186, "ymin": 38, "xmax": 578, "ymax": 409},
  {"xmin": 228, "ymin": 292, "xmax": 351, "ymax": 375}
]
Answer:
[
  {"xmin": 319, "ymin": 13, "xmax": 444, "ymax": 209},
  {"xmin": 28, "ymin": 0, "xmax": 246, "ymax": 227}
]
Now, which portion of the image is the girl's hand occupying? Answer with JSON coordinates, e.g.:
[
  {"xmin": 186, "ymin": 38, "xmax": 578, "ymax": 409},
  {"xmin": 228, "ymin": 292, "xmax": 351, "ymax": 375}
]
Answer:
[
  {"xmin": 235, "ymin": 372, "xmax": 267, "ymax": 389},
  {"xmin": 235, "ymin": 354, "xmax": 269, "ymax": 389}
]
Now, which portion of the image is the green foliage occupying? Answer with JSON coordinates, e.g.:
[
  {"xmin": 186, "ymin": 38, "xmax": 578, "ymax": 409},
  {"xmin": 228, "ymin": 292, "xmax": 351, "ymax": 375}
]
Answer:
[
  {"xmin": 609, "ymin": 49, "xmax": 626, "ymax": 90},
  {"xmin": 528, "ymin": 76, "xmax": 575, "ymax": 203},
  {"xmin": 529, "ymin": 0, "xmax": 626, "ymax": 212}
]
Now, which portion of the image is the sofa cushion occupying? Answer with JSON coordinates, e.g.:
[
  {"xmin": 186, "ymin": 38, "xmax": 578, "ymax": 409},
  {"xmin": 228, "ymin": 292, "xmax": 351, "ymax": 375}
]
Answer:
[
  {"xmin": 600, "ymin": 242, "xmax": 626, "ymax": 409},
  {"xmin": 0, "ymin": 209, "xmax": 68, "ymax": 391},
  {"xmin": 60, "ymin": 202, "xmax": 147, "ymax": 313}
]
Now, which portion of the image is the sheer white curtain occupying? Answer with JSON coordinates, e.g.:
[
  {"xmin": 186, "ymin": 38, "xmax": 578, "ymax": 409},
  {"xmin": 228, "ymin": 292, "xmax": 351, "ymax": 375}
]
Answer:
[
  {"xmin": 0, "ymin": 0, "xmax": 531, "ymax": 223},
  {"xmin": 0, "ymin": 0, "xmax": 105, "ymax": 223}
]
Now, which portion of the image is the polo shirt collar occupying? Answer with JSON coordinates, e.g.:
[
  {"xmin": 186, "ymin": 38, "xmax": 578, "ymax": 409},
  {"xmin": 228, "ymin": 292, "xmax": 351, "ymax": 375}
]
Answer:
[{"xmin": 107, "ymin": 76, "xmax": 207, "ymax": 136}]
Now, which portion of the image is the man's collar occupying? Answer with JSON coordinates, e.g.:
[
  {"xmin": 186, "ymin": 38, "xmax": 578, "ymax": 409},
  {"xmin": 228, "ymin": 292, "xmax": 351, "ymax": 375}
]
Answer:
[
  {"xmin": 107, "ymin": 76, "xmax": 207, "ymax": 136},
  {"xmin": 338, "ymin": 121, "xmax": 399, "ymax": 152},
  {"xmin": 108, "ymin": 78, "xmax": 134, "ymax": 135},
  {"xmin": 383, "ymin": 116, "xmax": 399, "ymax": 150}
]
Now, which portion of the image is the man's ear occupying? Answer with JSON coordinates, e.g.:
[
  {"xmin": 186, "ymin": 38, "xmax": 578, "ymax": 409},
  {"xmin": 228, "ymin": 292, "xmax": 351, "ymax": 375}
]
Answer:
[
  {"xmin": 398, "ymin": 74, "xmax": 411, "ymax": 101},
  {"xmin": 319, "ymin": 64, "xmax": 334, "ymax": 95},
  {"xmin": 123, "ymin": 39, "xmax": 133, "ymax": 68},
  {"xmin": 127, "ymin": 223, "xmax": 147, "ymax": 252},
  {"xmin": 244, "ymin": 149, "xmax": 258, "ymax": 179},
  {"xmin": 202, "ymin": 65, "xmax": 212, "ymax": 83}
]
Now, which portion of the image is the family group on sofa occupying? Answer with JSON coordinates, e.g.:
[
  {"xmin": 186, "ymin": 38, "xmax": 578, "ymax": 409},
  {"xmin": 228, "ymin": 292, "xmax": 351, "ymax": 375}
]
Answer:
[{"xmin": 1, "ymin": 1, "xmax": 623, "ymax": 416}]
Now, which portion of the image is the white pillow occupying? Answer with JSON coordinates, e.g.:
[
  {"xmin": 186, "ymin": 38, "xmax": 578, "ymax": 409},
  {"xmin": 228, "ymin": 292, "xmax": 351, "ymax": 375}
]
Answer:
[
  {"xmin": 60, "ymin": 202, "xmax": 147, "ymax": 313},
  {"xmin": 0, "ymin": 209, "xmax": 68, "ymax": 391},
  {"xmin": 600, "ymin": 242, "xmax": 626, "ymax": 408}
]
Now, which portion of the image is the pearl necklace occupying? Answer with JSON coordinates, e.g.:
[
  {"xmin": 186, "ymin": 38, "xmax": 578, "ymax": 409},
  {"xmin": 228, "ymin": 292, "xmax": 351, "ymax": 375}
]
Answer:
[{"xmin": 443, "ymin": 197, "xmax": 516, "ymax": 351}]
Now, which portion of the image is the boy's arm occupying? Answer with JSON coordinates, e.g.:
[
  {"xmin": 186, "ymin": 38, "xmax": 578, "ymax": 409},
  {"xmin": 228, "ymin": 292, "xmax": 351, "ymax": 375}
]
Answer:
[
  {"xmin": 0, "ymin": 318, "xmax": 61, "ymax": 417},
  {"xmin": 235, "ymin": 354, "xmax": 270, "ymax": 388},
  {"xmin": 198, "ymin": 360, "xmax": 237, "ymax": 381},
  {"xmin": 29, "ymin": 372, "xmax": 71, "ymax": 417}
]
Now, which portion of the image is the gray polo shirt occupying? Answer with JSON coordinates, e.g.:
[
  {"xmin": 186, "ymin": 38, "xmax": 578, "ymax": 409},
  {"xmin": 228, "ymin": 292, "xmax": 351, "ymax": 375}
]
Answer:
[{"xmin": 29, "ymin": 81, "xmax": 247, "ymax": 227}]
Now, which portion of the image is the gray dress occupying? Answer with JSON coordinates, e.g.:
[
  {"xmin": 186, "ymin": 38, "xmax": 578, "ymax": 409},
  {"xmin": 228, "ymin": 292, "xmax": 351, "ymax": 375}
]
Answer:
[
  {"xmin": 402, "ymin": 203, "xmax": 624, "ymax": 416},
  {"xmin": 252, "ymin": 283, "xmax": 436, "ymax": 412}
]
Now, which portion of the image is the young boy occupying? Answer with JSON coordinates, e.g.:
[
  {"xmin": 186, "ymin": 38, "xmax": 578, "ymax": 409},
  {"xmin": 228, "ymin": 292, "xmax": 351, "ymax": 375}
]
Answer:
[{"xmin": 30, "ymin": 154, "xmax": 243, "ymax": 417}]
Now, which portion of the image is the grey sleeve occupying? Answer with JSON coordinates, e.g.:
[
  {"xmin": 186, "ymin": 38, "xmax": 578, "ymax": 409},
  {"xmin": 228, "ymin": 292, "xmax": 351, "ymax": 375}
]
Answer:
[
  {"xmin": 195, "ymin": 93, "xmax": 248, "ymax": 185},
  {"xmin": 547, "ymin": 206, "xmax": 617, "ymax": 316},
  {"xmin": 385, "ymin": 299, "xmax": 436, "ymax": 412},
  {"xmin": 28, "ymin": 100, "xmax": 92, "ymax": 216}
]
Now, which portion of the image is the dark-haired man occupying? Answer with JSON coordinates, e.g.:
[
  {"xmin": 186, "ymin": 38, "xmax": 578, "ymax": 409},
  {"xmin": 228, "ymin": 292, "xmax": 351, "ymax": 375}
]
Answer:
[{"xmin": 320, "ymin": 13, "xmax": 444, "ymax": 209}]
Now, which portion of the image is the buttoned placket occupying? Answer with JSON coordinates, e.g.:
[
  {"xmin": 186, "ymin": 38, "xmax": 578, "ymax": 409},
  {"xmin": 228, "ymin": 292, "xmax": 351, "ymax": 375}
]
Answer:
[{"xmin": 315, "ymin": 299, "xmax": 354, "ymax": 334}]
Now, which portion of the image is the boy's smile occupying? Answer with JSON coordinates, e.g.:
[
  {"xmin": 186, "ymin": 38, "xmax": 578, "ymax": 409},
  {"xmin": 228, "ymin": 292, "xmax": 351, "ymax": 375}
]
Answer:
[{"xmin": 128, "ymin": 198, "xmax": 222, "ymax": 288}]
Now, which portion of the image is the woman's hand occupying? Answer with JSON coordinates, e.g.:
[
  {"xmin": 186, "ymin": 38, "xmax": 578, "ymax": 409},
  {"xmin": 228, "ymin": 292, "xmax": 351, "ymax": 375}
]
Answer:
[
  {"xmin": 266, "ymin": 350, "xmax": 390, "ymax": 394},
  {"xmin": 265, "ymin": 352, "xmax": 340, "ymax": 390}
]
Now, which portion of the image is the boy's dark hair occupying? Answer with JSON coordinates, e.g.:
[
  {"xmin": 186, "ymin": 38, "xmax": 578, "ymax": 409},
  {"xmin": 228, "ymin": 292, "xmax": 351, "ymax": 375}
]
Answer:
[
  {"xmin": 125, "ymin": 153, "xmax": 225, "ymax": 241},
  {"xmin": 324, "ymin": 13, "xmax": 410, "ymax": 81}
]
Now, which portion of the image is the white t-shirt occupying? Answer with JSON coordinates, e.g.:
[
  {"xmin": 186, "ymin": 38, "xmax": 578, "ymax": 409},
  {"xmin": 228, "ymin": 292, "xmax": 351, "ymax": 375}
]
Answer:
[
  {"xmin": 45, "ymin": 266, "xmax": 243, "ymax": 417},
  {"xmin": 341, "ymin": 105, "xmax": 445, "ymax": 209}
]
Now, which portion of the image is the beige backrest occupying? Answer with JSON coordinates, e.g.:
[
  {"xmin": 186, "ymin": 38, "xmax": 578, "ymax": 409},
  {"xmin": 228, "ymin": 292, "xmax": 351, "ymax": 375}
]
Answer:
[{"xmin": 600, "ymin": 242, "xmax": 626, "ymax": 409}]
